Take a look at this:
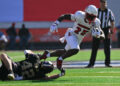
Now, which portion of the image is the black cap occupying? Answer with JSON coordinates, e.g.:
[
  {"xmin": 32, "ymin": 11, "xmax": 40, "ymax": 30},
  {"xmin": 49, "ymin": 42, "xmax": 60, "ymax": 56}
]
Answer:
[{"xmin": 100, "ymin": 0, "xmax": 107, "ymax": 2}]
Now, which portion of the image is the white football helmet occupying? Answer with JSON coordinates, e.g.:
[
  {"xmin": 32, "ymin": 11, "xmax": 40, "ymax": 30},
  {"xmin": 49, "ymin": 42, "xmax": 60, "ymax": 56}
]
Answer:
[{"xmin": 85, "ymin": 5, "xmax": 98, "ymax": 23}]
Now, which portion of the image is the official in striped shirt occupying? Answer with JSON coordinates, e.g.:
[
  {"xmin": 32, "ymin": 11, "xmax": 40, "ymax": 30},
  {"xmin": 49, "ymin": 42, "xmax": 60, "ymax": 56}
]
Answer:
[{"xmin": 86, "ymin": 0, "xmax": 115, "ymax": 68}]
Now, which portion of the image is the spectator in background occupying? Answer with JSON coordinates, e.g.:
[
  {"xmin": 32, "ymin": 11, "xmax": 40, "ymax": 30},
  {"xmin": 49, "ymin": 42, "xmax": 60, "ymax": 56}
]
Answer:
[
  {"xmin": 18, "ymin": 24, "xmax": 31, "ymax": 49},
  {"xmin": 0, "ymin": 32, "xmax": 8, "ymax": 50},
  {"xmin": 6, "ymin": 23, "xmax": 17, "ymax": 50},
  {"xmin": 116, "ymin": 23, "xmax": 120, "ymax": 48}
]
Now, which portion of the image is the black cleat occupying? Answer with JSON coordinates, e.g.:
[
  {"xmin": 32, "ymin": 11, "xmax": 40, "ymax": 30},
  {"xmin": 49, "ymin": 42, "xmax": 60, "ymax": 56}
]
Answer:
[
  {"xmin": 105, "ymin": 65, "xmax": 112, "ymax": 67},
  {"xmin": 85, "ymin": 65, "xmax": 94, "ymax": 68},
  {"xmin": 60, "ymin": 68, "xmax": 65, "ymax": 76}
]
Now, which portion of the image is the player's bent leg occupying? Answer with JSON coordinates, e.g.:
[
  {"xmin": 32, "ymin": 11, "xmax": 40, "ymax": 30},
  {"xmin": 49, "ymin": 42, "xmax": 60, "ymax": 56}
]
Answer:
[
  {"xmin": 0, "ymin": 53, "xmax": 15, "ymax": 80},
  {"xmin": 0, "ymin": 53, "xmax": 13, "ymax": 70},
  {"xmin": 57, "ymin": 49, "xmax": 79, "ymax": 70},
  {"xmin": 62, "ymin": 49, "xmax": 79, "ymax": 59},
  {"xmin": 50, "ymin": 49, "xmax": 66, "ymax": 57},
  {"xmin": 40, "ymin": 49, "xmax": 66, "ymax": 60}
]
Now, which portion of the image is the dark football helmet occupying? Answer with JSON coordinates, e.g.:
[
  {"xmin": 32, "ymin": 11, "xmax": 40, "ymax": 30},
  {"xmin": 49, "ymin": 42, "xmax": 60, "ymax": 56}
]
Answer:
[{"xmin": 40, "ymin": 61, "xmax": 54, "ymax": 74}]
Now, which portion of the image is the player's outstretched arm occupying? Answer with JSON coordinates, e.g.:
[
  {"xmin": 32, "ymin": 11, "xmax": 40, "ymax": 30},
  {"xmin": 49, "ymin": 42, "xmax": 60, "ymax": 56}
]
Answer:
[
  {"xmin": 50, "ymin": 14, "xmax": 71, "ymax": 33},
  {"xmin": 57, "ymin": 14, "xmax": 71, "ymax": 22},
  {"xmin": 43, "ymin": 68, "xmax": 65, "ymax": 80}
]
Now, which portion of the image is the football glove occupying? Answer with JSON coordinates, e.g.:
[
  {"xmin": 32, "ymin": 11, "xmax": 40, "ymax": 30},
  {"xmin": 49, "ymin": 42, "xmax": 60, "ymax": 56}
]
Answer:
[{"xmin": 50, "ymin": 20, "xmax": 60, "ymax": 33}]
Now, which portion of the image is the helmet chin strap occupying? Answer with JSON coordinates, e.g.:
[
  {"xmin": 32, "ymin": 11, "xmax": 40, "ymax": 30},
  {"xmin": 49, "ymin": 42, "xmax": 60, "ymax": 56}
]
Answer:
[{"xmin": 85, "ymin": 18, "xmax": 92, "ymax": 24}]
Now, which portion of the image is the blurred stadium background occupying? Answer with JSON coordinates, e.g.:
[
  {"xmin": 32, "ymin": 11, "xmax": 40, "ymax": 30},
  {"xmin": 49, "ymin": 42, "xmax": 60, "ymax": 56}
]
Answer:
[{"xmin": 0, "ymin": 0, "xmax": 119, "ymax": 50}]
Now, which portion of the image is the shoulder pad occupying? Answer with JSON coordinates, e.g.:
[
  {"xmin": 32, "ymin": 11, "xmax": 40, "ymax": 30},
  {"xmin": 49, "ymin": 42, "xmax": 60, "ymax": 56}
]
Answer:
[{"xmin": 75, "ymin": 11, "xmax": 85, "ymax": 19}]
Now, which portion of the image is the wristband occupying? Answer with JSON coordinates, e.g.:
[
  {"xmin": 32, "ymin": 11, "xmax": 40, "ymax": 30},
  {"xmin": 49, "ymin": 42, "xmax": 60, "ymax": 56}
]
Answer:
[{"xmin": 54, "ymin": 20, "xmax": 60, "ymax": 25}]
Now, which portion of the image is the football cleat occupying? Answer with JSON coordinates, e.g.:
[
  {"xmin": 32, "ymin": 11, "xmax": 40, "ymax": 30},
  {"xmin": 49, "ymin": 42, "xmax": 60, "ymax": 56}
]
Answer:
[
  {"xmin": 40, "ymin": 50, "xmax": 49, "ymax": 60},
  {"xmin": 85, "ymin": 65, "xmax": 94, "ymax": 68},
  {"xmin": 105, "ymin": 64, "xmax": 112, "ymax": 67},
  {"xmin": 7, "ymin": 73, "xmax": 15, "ymax": 80},
  {"xmin": 59, "ymin": 68, "xmax": 65, "ymax": 77},
  {"xmin": 61, "ymin": 68, "xmax": 65, "ymax": 76}
]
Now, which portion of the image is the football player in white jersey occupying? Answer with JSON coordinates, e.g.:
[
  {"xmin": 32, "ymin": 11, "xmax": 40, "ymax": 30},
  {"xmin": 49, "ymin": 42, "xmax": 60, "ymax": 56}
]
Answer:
[
  {"xmin": 0, "ymin": 32, "xmax": 8, "ymax": 50},
  {"xmin": 40, "ymin": 5, "xmax": 105, "ymax": 71}
]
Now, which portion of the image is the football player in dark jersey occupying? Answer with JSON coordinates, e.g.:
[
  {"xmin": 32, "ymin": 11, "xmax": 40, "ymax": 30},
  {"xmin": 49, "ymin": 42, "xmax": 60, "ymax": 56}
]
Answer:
[{"xmin": 0, "ymin": 50, "xmax": 65, "ymax": 81}]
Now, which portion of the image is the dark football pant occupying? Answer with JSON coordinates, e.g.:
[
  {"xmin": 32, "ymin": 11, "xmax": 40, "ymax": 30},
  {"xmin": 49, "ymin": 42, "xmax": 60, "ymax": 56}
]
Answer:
[
  {"xmin": 0, "ymin": 62, "xmax": 10, "ymax": 80},
  {"xmin": 88, "ymin": 36, "xmax": 111, "ymax": 66}
]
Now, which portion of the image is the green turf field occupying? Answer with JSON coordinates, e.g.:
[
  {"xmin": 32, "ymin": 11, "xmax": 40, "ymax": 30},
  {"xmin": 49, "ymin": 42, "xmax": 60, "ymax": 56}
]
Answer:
[
  {"xmin": 1, "ymin": 68, "xmax": 120, "ymax": 86},
  {"xmin": 0, "ymin": 49, "xmax": 120, "ymax": 86},
  {"xmin": 1, "ymin": 49, "xmax": 120, "ymax": 61}
]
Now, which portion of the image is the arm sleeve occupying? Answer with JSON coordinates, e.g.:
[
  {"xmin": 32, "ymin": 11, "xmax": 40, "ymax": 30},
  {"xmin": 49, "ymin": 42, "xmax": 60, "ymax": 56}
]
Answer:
[
  {"xmin": 56, "ymin": 11, "xmax": 82, "ymax": 22},
  {"xmin": 57, "ymin": 14, "xmax": 71, "ymax": 22},
  {"xmin": 109, "ymin": 10, "xmax": 115, "ymax": 22}
]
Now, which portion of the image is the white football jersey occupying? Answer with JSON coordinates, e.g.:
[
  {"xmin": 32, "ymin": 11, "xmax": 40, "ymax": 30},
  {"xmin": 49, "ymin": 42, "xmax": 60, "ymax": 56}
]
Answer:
[
  {"xmin": 0, "ymin": 32, "xmax": 8, "ymax": 42},
  {"xmin": 71, "ymin": 11, "xmax": 101, "ymax": 38},
  {"xmin": 59, "ymin": 11, "xmax": 102, "ymax": 50}
]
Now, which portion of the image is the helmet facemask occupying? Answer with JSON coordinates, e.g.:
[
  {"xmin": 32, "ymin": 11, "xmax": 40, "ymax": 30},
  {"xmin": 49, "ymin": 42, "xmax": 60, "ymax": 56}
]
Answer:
[
  {"xmin": 40, "ymin": 61, "xmax": 54, "ymax": 74},
  {"xmin": 85, "ymin": 13, "xmax": 97, "ymax": 24}
]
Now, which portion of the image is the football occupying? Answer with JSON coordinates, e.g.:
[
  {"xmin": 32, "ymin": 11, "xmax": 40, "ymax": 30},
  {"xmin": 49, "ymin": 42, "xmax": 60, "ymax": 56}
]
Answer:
[{"xmin": 92, "ymin": 28, "xmax": 105, "ymax": 39}]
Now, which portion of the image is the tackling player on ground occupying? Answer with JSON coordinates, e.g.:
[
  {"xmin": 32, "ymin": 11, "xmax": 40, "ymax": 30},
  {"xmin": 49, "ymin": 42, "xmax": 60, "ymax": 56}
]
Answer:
[
  {"xmin": 0, "ymin": 50, "xmax": 65, "ymax": 81},
  {"xmin": 40, "ymin": 5, "xmax": 105, "ymax": 72}
]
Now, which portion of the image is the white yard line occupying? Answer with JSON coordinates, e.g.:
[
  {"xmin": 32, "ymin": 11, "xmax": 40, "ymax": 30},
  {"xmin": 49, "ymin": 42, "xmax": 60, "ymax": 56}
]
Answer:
[
  {"xmin": 1, "ymin": 83, "xmax": 120, "ymax": 85},
  {"xmin": 64, "ymin": 76, "xmax": 120, "ymax": 78}
]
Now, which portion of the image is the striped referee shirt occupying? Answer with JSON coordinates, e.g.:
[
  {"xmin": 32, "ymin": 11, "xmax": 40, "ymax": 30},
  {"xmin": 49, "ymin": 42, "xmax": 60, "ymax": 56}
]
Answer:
[{"xmin": 98, "ymin": 8, "xmax": 115, "ymax": 29}]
